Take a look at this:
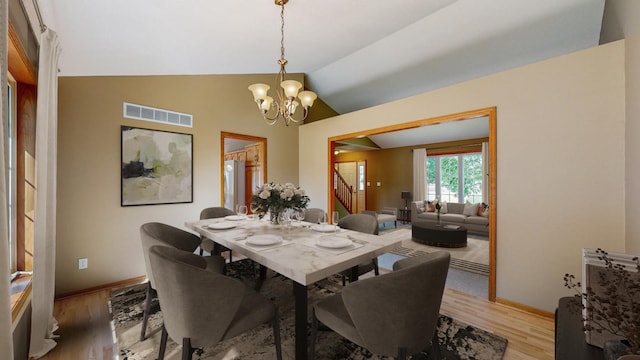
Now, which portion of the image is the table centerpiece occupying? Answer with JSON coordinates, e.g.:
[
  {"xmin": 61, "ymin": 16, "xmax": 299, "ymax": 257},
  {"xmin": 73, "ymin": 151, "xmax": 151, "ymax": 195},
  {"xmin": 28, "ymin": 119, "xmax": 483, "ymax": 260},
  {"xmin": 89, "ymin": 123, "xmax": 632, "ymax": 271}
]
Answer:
[{"xmin": 251, "ymin": 182, "xmax": 310, "ymax": 225}]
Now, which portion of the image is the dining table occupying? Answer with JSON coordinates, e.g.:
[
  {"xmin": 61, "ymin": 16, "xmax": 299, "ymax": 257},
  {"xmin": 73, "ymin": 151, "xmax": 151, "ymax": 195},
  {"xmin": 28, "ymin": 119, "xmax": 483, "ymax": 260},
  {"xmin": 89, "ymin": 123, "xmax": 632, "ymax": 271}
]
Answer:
[{"xmin": 185, "ymin": 215, "xmax": 403, "ymax": 360}]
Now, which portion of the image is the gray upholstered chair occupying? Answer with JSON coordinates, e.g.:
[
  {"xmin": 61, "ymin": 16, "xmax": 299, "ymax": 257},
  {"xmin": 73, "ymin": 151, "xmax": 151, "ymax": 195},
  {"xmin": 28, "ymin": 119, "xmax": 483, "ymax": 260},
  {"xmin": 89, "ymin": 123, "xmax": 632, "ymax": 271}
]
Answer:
[
  {"xmin": 363, "ymin": 208, "xmax": 397, "ymax": 228},
  {"xmin": 139, "ymin": 222, "xmax": 225, "ymax": 341},
  {"xmin": 149, "ymin": 245, "xmax": 282, "ymax": 360},
  {"xmin": 303, "ymin": 208, "xmax": 326, "ymax": 223},
  {"xmin": 199, "ymin": 206, "xmax": 235, "ymax": 260},
  {"xmin": 338, "ymin": 214, "xmax": 379, "ymax": 285},
  {"xmin": 310, "ymin": 252, "xmax": 451, "ymax": 360}
]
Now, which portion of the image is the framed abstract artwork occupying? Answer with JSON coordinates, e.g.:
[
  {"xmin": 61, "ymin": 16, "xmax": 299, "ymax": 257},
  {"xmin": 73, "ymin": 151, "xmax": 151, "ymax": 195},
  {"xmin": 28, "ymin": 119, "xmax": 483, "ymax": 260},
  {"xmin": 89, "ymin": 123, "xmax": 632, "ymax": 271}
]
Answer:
[{"xmin": 121, "ymin": 126, "xmax": 193, "ymax": 206}]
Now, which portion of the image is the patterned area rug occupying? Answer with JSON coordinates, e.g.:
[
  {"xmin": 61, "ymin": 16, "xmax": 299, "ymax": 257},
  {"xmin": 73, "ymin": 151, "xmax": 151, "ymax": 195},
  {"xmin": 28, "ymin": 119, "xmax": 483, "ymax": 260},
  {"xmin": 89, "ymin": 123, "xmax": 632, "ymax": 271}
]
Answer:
[
  {"xmin": 110, "ymin": 261, "xmax": 507, "ymax": 360},
  {"xmin": 380, "ymin": 228, "xmax": 489, "ymax": 275}
]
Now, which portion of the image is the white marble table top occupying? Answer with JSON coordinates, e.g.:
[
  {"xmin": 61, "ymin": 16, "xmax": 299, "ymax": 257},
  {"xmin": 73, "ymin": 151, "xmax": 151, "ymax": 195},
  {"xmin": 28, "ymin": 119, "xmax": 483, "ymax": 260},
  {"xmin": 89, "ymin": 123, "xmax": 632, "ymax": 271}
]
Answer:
[{"xmin": 185, "ymin": 217, "xmax": 402, "ymax": 286}]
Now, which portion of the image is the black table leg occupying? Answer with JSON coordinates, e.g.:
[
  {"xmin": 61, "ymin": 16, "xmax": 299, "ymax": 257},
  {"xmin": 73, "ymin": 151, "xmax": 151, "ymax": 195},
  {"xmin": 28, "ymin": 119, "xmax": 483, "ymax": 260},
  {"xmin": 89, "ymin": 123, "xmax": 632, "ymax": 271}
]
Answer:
[
  {"xmin": 293, "ymin": 281, "xmax": 308, "ymax": 360},
  {"xmin": 349, "ymin": 265, "xmax": 359, "ymax": 282},
  {"xmin": 255, "ymin": 264, "xmax": 267, "ymax": 291}
]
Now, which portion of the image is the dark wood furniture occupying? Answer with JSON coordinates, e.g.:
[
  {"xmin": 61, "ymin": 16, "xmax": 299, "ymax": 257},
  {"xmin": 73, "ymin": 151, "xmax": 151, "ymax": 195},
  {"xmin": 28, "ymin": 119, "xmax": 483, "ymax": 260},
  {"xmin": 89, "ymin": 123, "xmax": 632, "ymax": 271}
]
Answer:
[
  {"xmin": 555, "ymin": 297, "xmax": 604, "ymax": 360},
  {"xmin": 398, "ymin": 209, "xmax": 411, "ymax": 223},
  {"xmin": 411, "ymin": 221, "xmax": 467, "ymax": 248}
]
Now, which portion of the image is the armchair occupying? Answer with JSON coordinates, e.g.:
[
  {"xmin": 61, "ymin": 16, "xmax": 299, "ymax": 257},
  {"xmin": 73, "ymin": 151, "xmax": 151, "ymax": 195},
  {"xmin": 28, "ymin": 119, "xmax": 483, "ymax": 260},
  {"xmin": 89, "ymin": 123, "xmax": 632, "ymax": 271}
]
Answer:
[
  {"xmin": 149, "ymin": 245, "xmax": 282, "ymax": 360},
  {"xmin": 310, "ymin": 252, "xmax": 451, "ymax": 360}
]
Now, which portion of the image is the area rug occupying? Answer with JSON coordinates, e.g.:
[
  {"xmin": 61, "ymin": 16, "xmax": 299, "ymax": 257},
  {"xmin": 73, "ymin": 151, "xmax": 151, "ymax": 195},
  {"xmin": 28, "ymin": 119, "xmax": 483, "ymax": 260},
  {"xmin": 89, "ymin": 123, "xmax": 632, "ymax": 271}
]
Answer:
[
  {"xmin": 110, "ymin": 265, "xmax": 507, "ymax": 360},
  {"xmin": 380, "ymin": 228, "xmax": 489, "ymax": 275}
]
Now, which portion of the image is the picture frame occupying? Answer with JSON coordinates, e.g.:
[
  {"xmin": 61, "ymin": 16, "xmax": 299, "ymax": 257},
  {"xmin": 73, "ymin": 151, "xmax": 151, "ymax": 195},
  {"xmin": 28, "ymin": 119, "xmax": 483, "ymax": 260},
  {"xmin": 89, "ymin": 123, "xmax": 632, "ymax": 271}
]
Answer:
[{"xmin": 121, "ymin": 126, "xmax": 193, "ymax": 206}]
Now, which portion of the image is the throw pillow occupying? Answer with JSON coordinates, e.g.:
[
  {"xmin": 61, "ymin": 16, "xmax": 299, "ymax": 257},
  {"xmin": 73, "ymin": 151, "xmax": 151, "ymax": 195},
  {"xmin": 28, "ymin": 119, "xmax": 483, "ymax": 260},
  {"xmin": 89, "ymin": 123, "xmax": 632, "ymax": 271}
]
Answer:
[
  {"xmin": 441, "ymin": 201, "xmax": 448, "ymax": 214},
  {"xmin": 462, "ymin": 201, "xmax": 480, "ymax": 216},
  {"xmin": 480, "ymin": 202, "xmax": 489, "ymax": 217},
  {"xmin": 428, "ymin": 201, "xmax": 435, "ymax": 212}
]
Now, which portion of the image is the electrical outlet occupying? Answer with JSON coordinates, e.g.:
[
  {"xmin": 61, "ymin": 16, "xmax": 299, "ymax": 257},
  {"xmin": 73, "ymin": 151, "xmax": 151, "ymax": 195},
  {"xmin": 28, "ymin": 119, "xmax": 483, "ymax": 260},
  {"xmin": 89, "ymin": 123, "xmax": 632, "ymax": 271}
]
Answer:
[
  {"xmin": 78, "ymin": 258, "xmax": 88, "ymax": 270},
  {"xmin": 376, "ymin": 182, "xmax": 381, "ymax": 186}
]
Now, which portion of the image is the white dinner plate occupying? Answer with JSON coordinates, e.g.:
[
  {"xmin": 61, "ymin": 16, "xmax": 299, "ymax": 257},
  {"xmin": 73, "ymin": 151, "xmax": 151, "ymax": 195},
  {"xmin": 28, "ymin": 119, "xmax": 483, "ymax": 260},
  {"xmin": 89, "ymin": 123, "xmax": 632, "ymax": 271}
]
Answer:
[
  {"xmin": 207, "ymin": 222, "xmax": 236, "ymax": 230},
  {"xmin": 225, "ymin": 215, "xmax": 246, "ymax": 221},
  {"xmin": 310, "ymin": 224, "xmax": 336, "ymax": 233},
  {"xmin": 316, "ymin": 236, "xmax": 352, "ymax": 249},
  {"xmin": 246, "ymin": 234, "xmax": 282, "ymax": 246}
]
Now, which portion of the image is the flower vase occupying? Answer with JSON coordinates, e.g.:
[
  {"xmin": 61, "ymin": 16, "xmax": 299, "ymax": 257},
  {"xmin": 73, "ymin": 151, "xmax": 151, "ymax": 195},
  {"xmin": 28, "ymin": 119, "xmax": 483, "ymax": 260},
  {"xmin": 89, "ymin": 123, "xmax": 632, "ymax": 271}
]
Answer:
[
  {"xmin": 270, "ymin": 211, "xmax": 281, "ymax": 225},
  {"xmin": 437, "ymin": 212, "xmax": 441, "ymax": 225},
  {"xmin": 269, "ymin": 209, "xmax": 287, "ymax": 225}
]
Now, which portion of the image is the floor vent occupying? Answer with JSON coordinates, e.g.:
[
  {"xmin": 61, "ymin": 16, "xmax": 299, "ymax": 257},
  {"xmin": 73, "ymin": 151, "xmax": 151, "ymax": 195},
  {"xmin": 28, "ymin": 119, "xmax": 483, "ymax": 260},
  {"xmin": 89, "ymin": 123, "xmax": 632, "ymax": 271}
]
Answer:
[{"xmin": 123, "ymin": 102, "xmax": 193, "ymax": 128}]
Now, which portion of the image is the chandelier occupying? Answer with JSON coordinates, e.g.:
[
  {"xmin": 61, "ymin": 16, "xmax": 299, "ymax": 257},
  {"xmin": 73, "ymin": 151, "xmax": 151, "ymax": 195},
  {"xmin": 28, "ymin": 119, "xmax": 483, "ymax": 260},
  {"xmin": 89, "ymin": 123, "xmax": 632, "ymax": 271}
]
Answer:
[{"xmin": 248, "ymin": 0, "xmax": 317, "ymax": 126}]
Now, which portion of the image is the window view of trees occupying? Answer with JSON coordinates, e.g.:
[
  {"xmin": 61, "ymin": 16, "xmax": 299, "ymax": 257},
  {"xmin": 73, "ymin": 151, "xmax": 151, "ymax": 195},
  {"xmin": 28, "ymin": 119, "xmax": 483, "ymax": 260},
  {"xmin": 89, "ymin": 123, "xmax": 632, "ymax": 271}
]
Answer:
[{"xmin": 427, "ymin": 153, "xmax": 483, "ymax": 203}]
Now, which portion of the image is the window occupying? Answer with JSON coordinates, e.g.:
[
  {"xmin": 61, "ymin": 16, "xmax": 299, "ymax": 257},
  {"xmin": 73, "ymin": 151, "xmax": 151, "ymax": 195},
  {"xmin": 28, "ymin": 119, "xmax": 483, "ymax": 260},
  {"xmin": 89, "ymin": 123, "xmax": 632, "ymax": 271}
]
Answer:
[{"xmin": 427, "ymin": 152, "xmax": 483, "ymax": 203}]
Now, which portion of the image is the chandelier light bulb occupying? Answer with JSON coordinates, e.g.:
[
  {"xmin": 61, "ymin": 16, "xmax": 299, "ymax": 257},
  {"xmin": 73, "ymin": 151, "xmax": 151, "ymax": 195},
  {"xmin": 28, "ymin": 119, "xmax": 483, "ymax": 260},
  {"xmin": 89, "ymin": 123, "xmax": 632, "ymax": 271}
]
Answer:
[
  {"xmin": 281, "ymin": 80, "xmax": 302, "ymax": 99},
  {"xmin": 298, "ymin": 90, "xmax": 317, "ymax": 108},
  {"xmin": 248, "ymin": 83, "xmax": 270, "ymax": 102}
]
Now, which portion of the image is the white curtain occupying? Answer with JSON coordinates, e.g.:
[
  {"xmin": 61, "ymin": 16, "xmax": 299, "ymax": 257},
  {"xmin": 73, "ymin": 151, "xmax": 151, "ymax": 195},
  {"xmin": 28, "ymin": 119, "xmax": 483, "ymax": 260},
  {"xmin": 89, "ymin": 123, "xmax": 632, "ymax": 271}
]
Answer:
[
  {"xmin": 1, "ymin": 0, "xmax": 15, "ymax": 358},
  {"xmin": 29, "ymin": 28, "xmax": 61, "ymax": 359},
  {"xmin": 413, "ymin": 148, "xmax": 427, "ymax": 202},
  {"xmin": 482, "ymin": 141, "xmax": 489, "ymax": 203}
]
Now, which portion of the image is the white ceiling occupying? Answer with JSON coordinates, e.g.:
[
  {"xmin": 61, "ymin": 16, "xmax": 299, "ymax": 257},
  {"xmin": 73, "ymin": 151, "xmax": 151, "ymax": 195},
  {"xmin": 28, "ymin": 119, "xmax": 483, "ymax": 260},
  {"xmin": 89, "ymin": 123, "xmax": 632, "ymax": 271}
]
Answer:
[{"xmin": 37, "ymin": 0, "xmax": 605, "ymax": 115}]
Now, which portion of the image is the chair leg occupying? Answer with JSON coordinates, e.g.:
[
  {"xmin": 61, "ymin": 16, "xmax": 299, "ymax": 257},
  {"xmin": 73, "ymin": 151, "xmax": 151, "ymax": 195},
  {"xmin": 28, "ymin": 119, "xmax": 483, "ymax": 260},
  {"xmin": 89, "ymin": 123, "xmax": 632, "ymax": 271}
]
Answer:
[
  {"xmin": 140, "ymin": 282, "xmax": 153, "ymax": 341},
  {"xmin": 396, "ymin": 347, "xmax": 407, "ymax": 360},
  {"xmin": 272, "ymin": 309, "xmax": 283, "ymax": 360},
  {"xmin": 431, "ymin": 330, "xmax": 441, "ymax": 360},
  {"xmin": 158, "ymin": 325, "xmax": 168, "ymax": 360},
  {"xmin": 182, "ymin": 338, "xmax": 195, "ymax": 360},
  {"xmin": 342, "ymin": 273, "xmax": 347, "ymax": 286},
  {"xmin": 373, "ymin": 258, "xmax": 379, "ymax": 276},
  {"xmin": 309, "ymin": 309, "xmax": 318, "ymax": 360}
]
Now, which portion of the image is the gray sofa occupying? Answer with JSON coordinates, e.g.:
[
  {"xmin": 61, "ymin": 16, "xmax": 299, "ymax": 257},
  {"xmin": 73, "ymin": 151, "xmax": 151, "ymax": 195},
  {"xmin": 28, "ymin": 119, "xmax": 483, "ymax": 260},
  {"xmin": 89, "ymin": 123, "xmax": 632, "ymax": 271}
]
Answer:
[{"xmin": 410, "ymin": 200, "xmax": 489, "ymax": 235}]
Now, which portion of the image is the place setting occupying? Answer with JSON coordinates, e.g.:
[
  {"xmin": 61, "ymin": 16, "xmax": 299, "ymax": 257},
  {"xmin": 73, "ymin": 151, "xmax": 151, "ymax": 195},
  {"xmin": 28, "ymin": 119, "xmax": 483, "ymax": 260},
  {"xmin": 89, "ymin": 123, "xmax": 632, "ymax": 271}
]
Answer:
[
  {"xmin": 300, "ymin": 233, "xmax": 365, "ymax": 255},
  {"xmin": 237, "ymin": 233, "xmax": 293, "ymax": 251}
]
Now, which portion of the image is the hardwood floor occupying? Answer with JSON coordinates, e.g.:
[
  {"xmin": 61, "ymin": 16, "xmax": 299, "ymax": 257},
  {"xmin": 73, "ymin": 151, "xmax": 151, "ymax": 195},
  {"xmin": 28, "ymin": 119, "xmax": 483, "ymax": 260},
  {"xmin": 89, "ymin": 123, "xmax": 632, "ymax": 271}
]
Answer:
[{"xmin": 39, "ymin": 281, "xmax": 554, "ymax": 360}]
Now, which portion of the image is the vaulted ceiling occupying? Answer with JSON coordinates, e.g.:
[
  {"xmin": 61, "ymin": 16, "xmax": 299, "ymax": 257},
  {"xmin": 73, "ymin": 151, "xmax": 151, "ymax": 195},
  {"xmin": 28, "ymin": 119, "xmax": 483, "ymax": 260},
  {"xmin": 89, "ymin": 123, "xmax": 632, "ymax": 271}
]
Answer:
[{"xmin": 37, "ymin": 0, "xmax": 605, "ymax": 115}]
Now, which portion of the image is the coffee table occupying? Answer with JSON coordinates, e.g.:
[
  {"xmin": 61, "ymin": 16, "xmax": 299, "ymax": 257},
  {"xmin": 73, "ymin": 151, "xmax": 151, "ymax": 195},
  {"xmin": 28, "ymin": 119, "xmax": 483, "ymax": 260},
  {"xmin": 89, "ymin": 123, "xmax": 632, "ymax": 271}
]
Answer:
[{"xmin": 412, "ymin": 221, "xmax": 467, "ymax": 248}]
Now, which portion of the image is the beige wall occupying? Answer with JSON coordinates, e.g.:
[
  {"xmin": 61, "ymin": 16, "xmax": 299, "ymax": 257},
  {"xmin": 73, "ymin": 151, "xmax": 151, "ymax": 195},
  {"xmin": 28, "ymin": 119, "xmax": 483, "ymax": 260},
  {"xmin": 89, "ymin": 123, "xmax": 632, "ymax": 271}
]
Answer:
[
  {"xmin": 299, "ymin": 41, "xmax": 626, "ymax": 312},
  {"xmin": 56, "ymin": 74, "xmax": 302, "ymax": 295},
  {"xmin": 602, "ymin": 0, "xmax": 640, "ymax": 255}
]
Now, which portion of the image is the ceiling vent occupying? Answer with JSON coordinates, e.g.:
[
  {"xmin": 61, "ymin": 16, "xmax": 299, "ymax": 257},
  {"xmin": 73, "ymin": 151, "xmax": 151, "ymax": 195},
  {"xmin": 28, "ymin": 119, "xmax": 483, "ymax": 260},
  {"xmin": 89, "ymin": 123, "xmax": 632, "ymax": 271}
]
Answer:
[{"xmin": 123, "ymin": 102, "xmax": 192, "ymax": 128}]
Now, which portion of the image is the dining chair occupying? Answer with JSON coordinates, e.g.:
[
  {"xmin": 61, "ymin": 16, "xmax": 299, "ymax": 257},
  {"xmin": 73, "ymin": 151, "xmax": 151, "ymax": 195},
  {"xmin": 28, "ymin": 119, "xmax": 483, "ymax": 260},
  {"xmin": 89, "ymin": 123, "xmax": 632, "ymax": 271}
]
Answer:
[
  {"xmin": 199, "ymin": 206, "xmax": 235, "ymax": 261},
  {"xmin": 139, "ymin": 222, "xmax": 225, "ymax": 341},
  {"xmin": 303, "ymin": 208, "xmax": 325, "ymax": 223},
  {"xmin": 310, "ymin": 252, "xmax": 451, "ymax": 360},
  {"xmin": 337, "ymin": 213, "xmax": 379, "ymax": 285},
  {"xmin": 149, "ymin": 245, "xmax": 282, "ymax": 360}
]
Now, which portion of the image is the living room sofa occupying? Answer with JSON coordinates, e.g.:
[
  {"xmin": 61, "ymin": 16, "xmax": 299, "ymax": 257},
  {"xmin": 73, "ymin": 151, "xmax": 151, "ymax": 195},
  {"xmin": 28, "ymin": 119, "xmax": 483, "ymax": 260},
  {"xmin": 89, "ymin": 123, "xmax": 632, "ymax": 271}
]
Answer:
[{"xmin": 410, "ymin": 200, "xmax": 489, "ymax": 235}]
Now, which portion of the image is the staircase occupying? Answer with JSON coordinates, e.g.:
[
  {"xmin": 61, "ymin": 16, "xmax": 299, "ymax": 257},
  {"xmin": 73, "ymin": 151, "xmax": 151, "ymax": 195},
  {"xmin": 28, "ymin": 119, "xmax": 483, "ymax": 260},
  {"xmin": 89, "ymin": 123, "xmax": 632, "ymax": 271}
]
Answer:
[{"xmin": 334, "ymin": 169, "xmax": 353, "ymax": 214}]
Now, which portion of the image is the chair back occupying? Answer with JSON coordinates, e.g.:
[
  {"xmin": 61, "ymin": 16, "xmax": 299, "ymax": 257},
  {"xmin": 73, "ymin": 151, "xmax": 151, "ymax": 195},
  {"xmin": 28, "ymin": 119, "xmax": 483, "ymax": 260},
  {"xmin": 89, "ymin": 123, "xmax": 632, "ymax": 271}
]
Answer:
[
  {"xmin": 338, "ymin": 213, "xmax": 378, "ymax": 235},
  {"xmin": 149, "ymin": 245, "xmax": 246, "ymax": 348},
  {"xmin": 303, "ymin": 208, "xmax": 325, "ymax": 223},
  {"xmin": 341, "ymin": 252, "xmax": 451, "ymax": 356},
  {"xmin": 139, "ymin": 222, "xmax": 201, "ymax": 288},
  {"xmin": 200, "ymin": 206, "xmax": 235, "ymax": 220}
]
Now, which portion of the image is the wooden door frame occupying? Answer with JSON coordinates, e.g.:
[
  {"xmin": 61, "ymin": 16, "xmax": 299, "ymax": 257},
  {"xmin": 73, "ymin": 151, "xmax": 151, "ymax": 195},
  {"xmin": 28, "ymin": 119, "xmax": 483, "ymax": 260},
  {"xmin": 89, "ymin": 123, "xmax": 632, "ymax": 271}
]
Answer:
[
  {"xmin": 327, "ymin": 107, "xmax": 497, "ymax": 301},
  {"xmin": 220, "ymin": 132, "xmax": 267, "ymax": 207}
]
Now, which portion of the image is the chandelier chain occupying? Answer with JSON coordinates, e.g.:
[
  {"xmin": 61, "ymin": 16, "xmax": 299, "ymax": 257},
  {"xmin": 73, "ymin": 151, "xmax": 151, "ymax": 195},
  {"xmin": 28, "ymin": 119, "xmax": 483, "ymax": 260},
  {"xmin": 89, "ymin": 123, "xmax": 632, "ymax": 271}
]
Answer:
[{"xmin": 280, "ymin": 3, "xmax": 286, "ymax": 63}]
